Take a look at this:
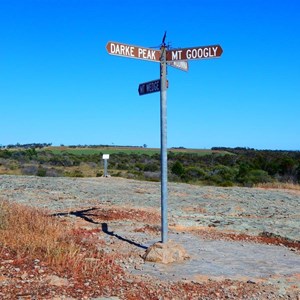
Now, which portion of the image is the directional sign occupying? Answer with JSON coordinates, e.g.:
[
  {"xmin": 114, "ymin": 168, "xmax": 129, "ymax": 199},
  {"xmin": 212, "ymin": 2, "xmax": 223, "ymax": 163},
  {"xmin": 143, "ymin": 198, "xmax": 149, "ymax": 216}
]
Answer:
[
  {"xmin": 167, "ymin": 60, "xmax": 189, "ymax": 72},
  {"xmin": 138, "ymin": 79, "xmax": 161, "ymax": 96},
  {"xmin": 166, "ymin": 45, "xmax": 223, "ymax": 61},
  {"xmin": 106, "ymin": 41, "xmax": 161, "ymax": 62}
]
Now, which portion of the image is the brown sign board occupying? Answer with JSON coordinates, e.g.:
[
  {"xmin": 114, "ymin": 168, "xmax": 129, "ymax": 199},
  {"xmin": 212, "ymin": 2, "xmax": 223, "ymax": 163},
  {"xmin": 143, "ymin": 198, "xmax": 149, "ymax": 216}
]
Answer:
[
  {"xmin": 167, "ymin": 60, "xmax": 189, "ymax": 72},
  {"xmin": 166, "ymin": 45, "xmax": 223, "ymax": 61},
  {"xmin": 106, "ymin": 41, "xmax": 161, "ymax": 62}
]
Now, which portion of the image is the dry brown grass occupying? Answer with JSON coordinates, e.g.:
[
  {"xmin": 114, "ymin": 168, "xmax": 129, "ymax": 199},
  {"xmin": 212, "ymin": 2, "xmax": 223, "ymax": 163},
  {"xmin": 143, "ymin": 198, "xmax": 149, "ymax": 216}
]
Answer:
[
  {"xmin": 255, "ymin": 182, "xmax": 300, "ymax": 191},
  {"xmin": 0, "ymin": 200, "xmax": 125, "ymax": 281},
  {"xmin": 0, "ymin": 201, "xmax": 82, "ymax": 269}
]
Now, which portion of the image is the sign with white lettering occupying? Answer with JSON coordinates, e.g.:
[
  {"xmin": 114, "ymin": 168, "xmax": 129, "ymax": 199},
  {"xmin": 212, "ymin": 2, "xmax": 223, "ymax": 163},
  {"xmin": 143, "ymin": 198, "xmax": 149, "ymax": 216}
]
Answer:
[
  {"xmin": 167, "ymin": 60, "xmax": 189, "ymax": 72},
  {"xmin": 138, "ymin": 79, "xmax": 161, "ymax": 96},
  {"xmin": 166, "ymin": 45, "xmax": 223, "ymax": 61},
  {"xmin": 106, "ymin": 41, "xmax": 161, "ymax": 62}
]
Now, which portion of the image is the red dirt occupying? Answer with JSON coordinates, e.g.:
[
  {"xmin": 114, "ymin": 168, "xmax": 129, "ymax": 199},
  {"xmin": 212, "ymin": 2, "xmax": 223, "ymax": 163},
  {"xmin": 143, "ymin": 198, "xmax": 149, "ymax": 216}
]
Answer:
[{"xmin": 1, "ymin": 208, "xmax": 299, "ymax": 299}]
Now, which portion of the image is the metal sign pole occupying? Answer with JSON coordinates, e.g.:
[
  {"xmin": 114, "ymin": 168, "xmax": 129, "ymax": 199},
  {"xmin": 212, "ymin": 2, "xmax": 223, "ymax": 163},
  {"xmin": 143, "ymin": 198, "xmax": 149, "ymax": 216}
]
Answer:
[{"xmin": 160, "ymin": 44, "xmax": 168, "ymax": 243}]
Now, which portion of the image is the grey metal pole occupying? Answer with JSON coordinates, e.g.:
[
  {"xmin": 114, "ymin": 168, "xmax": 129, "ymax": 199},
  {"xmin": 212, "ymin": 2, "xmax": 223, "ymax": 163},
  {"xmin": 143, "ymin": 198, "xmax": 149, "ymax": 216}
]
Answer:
[{"xmin": 160, "ymin": 45, "xmax": 168, "ymax": 243}]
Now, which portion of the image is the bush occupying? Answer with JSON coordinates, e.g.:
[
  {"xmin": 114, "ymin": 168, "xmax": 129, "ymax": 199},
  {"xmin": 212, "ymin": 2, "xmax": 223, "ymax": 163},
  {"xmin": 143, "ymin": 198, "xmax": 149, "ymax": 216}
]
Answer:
[
  {"xmin": 46, "ymin": 168, "xmax": 62, "ymax": 177},
  {"xmin": 247, "ymin": 169, "xmax": 272, "ymax": 184},
  {"xmin": 65, "ymin": 169, "xmax": 84, "ymax": 177},
  {"xmin": 37, "ymin": 166, "xmax": 47, "ymax": 177},
  {"xmin": 21, "ymin": 165, "xmax": 38, "ymax": 175},
  {"xmin": 144, "ymin": 171, "xmax": 160, "ymax": 181},
  {"xmin": 238, "ymin": 169, "xmax": 272, "ymax": 186},
  {"xmin": 185, "ymin": 167, "xmax": 206, "ymax": 179},
  {"xmin": 171, "ymin": 161, "xmax": 185, "ymax": 177},
  {"xmin": 144, "ymin": 163, "xmax": 159, "ymax": 172}
]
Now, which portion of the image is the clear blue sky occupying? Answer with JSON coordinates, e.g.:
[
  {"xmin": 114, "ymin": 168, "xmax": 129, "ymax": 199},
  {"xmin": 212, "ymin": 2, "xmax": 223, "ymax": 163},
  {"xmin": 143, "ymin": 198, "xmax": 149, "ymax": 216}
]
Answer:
[{"xmin": 1, "ymin": 0, "xmax": 299, "ymax": 150}]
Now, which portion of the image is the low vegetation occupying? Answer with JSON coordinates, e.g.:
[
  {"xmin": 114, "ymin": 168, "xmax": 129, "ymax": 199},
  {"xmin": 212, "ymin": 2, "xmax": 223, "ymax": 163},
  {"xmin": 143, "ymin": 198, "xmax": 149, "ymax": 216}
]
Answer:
[
  {"xmin": 0, "ymin": 145, "xmax": 299, "ymax": 187},
  {"xmin": 0, "ymin": 201, "xmax": 119, "ymax": 276}
]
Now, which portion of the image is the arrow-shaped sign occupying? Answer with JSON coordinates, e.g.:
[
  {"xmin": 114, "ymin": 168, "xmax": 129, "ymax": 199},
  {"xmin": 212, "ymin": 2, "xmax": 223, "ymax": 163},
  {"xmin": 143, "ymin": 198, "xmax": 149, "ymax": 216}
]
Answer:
[
  {"xmin": 167, "ymin": 45, "xmax": 223, "ymax": 61},
  {"xmin": 138, "ymin": 79, "xmax": 161, "ymax": 96},
  {"xmin": 167, "ymin": 60, "xmax": 189, "ymax": 72},
  {"xmin": 106, "ymin": 41, "xmax": 161, "ymax": 62}
]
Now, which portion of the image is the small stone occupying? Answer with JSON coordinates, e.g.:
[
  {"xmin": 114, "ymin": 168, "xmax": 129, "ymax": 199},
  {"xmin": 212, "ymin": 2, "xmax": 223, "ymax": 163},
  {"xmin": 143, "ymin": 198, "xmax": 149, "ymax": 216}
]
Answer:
[
  {"xmin": 46, "ymin": 275, "xmax": 69, "ymax": 287},
  {"xmin": 1, "ymin": 260, "xmax": 14, "ymax": 264},
  {"xmin": 20, "ymin": 272, "xmax": 28, "ymax": 280}
]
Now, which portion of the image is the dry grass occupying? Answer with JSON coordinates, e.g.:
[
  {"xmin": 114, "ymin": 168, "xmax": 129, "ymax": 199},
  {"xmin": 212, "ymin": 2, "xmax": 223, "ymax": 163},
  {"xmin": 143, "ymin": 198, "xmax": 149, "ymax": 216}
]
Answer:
[
  {"xmin": 0, "ymin": 201, "xmax": 81, "ymax": 268},
  {"xmin": 255, "ymin": 182, "xmax": 300, "ymax": 191},
  {"xmin": 0, "ymin": 201, "xmax": 115, "ymax": 276},
  {"xmin": 0, "ymin": 201, "xmax": 129, "ymax": 299}
]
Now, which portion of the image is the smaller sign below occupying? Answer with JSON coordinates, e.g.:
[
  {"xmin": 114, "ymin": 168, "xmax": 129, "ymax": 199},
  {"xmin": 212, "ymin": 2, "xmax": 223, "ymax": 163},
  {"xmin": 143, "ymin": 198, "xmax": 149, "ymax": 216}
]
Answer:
[
  {"xmin": 102, "ymin": 154, "xmax": 110, "ymax": 159},
  {"xmin": 167, "ymin": 60, "xmax": 189, "ymax": 72},
  {"xmin": 138, "ymin": 79, "xmax": 161, "ymax": 96}
]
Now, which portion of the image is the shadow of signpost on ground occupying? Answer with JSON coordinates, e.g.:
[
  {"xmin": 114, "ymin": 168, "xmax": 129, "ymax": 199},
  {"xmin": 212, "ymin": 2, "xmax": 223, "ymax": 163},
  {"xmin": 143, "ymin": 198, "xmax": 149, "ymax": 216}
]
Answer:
[
  {"xmin": 52, "ymin": 208, "xmax": 147, "ymax": 250},
  {"xmin": 101, "ymin": 222, "xmax": 147, "ymax": 249}
]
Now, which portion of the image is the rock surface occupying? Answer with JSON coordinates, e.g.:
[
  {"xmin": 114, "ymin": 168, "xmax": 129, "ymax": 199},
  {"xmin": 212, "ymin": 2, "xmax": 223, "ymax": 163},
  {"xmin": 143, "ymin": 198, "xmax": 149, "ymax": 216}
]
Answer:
[
  {"xmin": 143, "ymin": 241, "xmax": 189, "ymax": 264},
  {"xmin": 0, "ymin": 175, "xmax": 300, "ymax": 299}
]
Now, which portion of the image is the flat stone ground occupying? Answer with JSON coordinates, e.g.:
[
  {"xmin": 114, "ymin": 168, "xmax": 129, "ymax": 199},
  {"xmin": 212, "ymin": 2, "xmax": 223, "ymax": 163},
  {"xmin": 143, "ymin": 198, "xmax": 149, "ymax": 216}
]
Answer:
[{"xmin": 1, "ymin": 175, "xmax": 300, "ymax": 298}]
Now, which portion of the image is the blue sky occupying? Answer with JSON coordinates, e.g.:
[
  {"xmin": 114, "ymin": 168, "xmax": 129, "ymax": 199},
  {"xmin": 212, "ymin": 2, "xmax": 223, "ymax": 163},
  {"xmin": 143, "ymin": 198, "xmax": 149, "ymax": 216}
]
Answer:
[{"xmin": 0, "ymin": 0, "xmax": 299, "ymax": 150}]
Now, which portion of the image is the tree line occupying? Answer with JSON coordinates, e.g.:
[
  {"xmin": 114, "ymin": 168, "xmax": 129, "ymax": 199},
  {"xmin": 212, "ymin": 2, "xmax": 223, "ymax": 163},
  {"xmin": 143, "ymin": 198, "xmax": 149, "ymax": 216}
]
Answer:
[{"xmin": 0, "ymin": 147, "xmax": 299, "ymax": 186}]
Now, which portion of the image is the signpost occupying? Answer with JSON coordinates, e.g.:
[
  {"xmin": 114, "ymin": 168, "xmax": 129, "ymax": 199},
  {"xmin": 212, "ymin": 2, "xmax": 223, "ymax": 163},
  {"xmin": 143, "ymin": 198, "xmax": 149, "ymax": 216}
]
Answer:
[
  {"xmin": 160, "ymin": 44, "xmax": 168, "ymax": 243},
  {"xmin": 138, "ymin": 79, "xmax": 161, "ymax": 96},
  {"xmin": 106, "ymin": 36, "xmax": 223, "ymax": 244}
]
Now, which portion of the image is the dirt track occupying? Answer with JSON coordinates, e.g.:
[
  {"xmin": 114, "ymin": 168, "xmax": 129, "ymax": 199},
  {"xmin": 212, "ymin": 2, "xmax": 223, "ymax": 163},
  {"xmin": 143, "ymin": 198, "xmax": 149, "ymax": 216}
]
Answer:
[{"xmin": 1, "ymin": 175, "xmax": 300, "ymax": 299}]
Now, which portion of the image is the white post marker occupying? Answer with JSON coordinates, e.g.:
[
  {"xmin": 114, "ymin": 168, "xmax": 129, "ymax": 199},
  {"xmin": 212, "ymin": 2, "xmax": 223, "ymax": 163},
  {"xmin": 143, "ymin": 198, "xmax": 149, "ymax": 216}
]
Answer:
[{"xmin": 102, "ymin": 154, "xmax": 110, "ymax": 177}]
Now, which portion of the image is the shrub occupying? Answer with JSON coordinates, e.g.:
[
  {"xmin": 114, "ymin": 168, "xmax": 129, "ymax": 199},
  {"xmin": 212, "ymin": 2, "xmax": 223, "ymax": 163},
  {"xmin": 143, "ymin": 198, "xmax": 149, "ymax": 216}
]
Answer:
[
  {"xmin": 171, "ymin": 161, "xmax": 185, "ymax": 177},
  {"xmin": 185, "ymin": 167, "xmax": 206, "ymax": 179},
  {"xmin": 37, "ymin": 166, "xmax": 47, "ymax": 177},
  {"xmin": 135, "ymin": 162, "xmax": 145, "ymax": 171},
  {"xmin": 0, "ymin": 149, "xmax": 12, "ymax": 159},
  {"xmin": 46, "ymin": 168, "xmax": 62, "ymax": 177},
  {"xmin": 238, "ymin": 169, "xmax": 272, "ymax": 186},
  {"xmin": 144, "ymin": 163, "xmax": 159, "ymax": 172},
  {"xmin": 144, "ymin": 171, "xmax": 160, "ymax": 181},
  {"xmin": 21, "ymin": 165, "xmax": 38, "ymax": 175},
  {"xmin": 247, "ymin": 169, "xmax": 272, "ymax": 184},
  {"xmin": 65, "ymin": 169, "xmax": 84, "ymax": 177}
]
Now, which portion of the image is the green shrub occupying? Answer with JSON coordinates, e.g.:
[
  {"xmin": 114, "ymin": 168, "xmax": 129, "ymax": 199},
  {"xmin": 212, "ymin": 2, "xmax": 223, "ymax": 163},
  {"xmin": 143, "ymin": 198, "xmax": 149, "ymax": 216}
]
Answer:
[
  {"xmin": 144, "ymin": 163, "xmax": 159, "ymax": 172},
  {"xmin": 185, "ymin": 167, "xmax": 206, "ymax": 179},
  {"xmin": 65, "ymin": 170, "xmax": 84, "ymax": 177},
  {"xmin": 37, "ymin": 167, "xmax": 47, "ymax": 177},
  {"xmin": 171, "ymin": 161, "xmax": 185, "ymax": 177}
]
